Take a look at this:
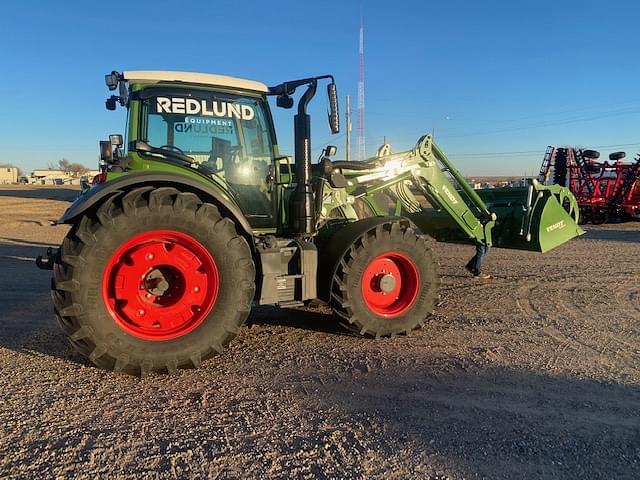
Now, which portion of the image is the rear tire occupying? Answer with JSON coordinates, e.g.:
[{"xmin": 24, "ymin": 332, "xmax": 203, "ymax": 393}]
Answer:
[
  {"xmin": 51, "ymin": 187, "xmax": 255, "ymax": 375},
  {"xmin": 330, "ymin": 222, "xmax": 439, "ymax": 337}
]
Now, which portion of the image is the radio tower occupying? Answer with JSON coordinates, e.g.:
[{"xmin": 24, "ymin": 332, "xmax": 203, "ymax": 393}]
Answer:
[{"xmin": 357, "ymin": 17, "xmax": 365, "ymax": 160}]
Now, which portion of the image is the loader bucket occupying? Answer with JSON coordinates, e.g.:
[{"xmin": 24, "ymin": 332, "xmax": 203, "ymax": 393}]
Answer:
[
  {"xmin": 408, "ymin": 181, "xmax": 584, "ymax": 253},
  {"xmin": 478, "ymin": 181, "xmax": 585, "ymax": 252}
]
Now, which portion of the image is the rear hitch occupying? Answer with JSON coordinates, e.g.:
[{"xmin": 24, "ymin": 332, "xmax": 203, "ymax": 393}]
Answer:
[{"xmin": 36, "ymin": 247, "xmax": 57, "ymax": 270}]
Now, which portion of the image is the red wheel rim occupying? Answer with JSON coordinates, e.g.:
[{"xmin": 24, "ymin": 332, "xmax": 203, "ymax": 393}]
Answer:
[
  {"xmin": 361, "ymin": 252, "xmax": 420, "ymax": 317},
  {"xmin": 102, "ymin": 230, "xmax": 218, "ymax": 341}
]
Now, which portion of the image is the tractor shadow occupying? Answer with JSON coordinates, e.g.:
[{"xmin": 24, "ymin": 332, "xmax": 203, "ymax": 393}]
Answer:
[
  {"xmin": 0, "ymin": 240, "xmax": 91, "ymax": 367},
  {"xmin": 295, "ymin": 365, "xmax": 640, "ymax": 479},
  {"xmin": 579, "ymin": 226, "xmax": 640, "ymax": 244},
  {"xmin": 0, "ymin": 237, "xmax": 58, "ymax": 248},
  {"xmin": 247, "ymin": 305, "xmax": 352, "ymax": 336},
  {"xmin": 0, "ymin": 187, "xmax": 79, "ymax": 202}
]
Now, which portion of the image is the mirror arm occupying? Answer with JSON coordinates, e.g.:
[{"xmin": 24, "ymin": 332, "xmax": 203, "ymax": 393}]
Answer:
[{"xmin": 268, "ymin": 75, "xmax": 334, "ymax": 96}]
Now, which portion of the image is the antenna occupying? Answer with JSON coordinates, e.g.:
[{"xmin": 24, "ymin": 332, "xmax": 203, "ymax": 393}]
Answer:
[
  {"xmin": 357, "ymin": 16, "xmax": 365, "ymax": 160},
  {"xmin": 346, "ymin": 95, "xmax": 352, "ymax": 161}
]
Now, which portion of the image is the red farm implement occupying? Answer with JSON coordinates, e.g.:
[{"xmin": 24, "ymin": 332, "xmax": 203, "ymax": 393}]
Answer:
[{"xmin": 539, "ymin": 146, "xmax": 640, "ymax": 223}]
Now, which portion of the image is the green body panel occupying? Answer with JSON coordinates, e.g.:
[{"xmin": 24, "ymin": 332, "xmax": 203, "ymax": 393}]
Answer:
[
  {"xmin": 105, "ymin": 152, "xmax": 282, "ymax": 232},
  {"xmin": 112, "ymin": 151, "xmax": 227, "ymax": 192}
]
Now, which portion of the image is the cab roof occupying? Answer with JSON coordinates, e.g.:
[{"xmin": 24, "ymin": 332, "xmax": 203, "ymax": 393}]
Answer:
[{"xmin": 122, "ymin": 71, "xmax": 269, "ymax": 93}]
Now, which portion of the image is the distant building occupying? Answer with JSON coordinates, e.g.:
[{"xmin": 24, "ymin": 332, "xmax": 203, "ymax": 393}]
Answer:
[
  {"xmin": 0, "ymin": 167, "xmax": 19, "ymax": 184},
  {"xmin": 510, "ymin": 179, "xmax": 528, "ymax": 188},
  {"xmin": 30, "ymin": 169, "xmax": 100, "ymax": 185},
  {"xmin": 31, "ymin": 169, "xmax": 70, "ymax": 184}
]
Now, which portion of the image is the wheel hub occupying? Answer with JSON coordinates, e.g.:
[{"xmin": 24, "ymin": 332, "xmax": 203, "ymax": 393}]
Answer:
[
  {"xmin": 144, "ymin": 268, "xmax": 172, "ymax": 296},
  {"xmin": 361, "ymin": 252, "xmax": 420, "ymax": 317},
  {"xmin": 102, "ymin": 230, "xmax": 219, "ymax": 340},
  {"xmin": 378, "ymin": 274, "xmax": 397, "ymax": 293}
]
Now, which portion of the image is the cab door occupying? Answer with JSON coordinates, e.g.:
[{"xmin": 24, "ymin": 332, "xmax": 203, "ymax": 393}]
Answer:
[{"xmin": 229, "ymin": 102, "xmax": 277, "ymax": 229}]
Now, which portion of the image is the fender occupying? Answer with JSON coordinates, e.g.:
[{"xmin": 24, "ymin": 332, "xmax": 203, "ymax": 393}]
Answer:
[
  {"xmin": 58, "ymin": 171, "xmax": 253, "ymax": 236},
  {"xmin": 316, "ymin": 216, "xmax": 411, "ymax": 301}
]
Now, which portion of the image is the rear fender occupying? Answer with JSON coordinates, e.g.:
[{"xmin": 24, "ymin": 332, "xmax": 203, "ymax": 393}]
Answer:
[{"xmin": 58, "ymin": 172, "xmax": 253, "ymax": 237}]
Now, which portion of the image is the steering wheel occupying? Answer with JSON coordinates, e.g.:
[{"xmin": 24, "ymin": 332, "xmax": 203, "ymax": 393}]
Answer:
[{"xmin": 160, "ymin": 144, "xmax": 186, "ymax": 155}]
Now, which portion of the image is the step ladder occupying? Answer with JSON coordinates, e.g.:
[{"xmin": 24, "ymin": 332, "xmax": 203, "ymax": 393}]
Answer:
[
  {"xmin": 538, "ymin": 146, "xmax": 556, "ymax": 184},
  {"xmin": 571, "ymin": 148, "xmax": 594, "ymax": 195}
]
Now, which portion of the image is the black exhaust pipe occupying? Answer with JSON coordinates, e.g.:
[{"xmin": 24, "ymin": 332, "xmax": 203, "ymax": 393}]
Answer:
[{"xmin": 291, "ymin": 80, "xmax": 317, "ymax": 236}]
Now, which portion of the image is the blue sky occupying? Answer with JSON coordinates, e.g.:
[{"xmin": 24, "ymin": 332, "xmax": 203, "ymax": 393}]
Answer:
[{"xmin": 1, "ymin": 0, "xmax": 639, "ymax": 175}]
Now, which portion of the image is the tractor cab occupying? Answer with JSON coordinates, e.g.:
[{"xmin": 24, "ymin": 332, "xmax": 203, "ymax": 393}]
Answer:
[
  {"xmin": 105, "ymin": 71, "xmax": 279, "ymax": 228},
  {"xmin": 101, "ymin": 71, "xmax": 340, "ymax": 234}
]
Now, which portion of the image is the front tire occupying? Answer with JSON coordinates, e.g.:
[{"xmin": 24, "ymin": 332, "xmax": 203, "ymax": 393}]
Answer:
[
  {"xmin": 330, "ymin": 222, "xmax": 439, "ymax": 337},
  {"xmin": 51, "ymin": 187, "xmax": 255, "ymax": 375}
]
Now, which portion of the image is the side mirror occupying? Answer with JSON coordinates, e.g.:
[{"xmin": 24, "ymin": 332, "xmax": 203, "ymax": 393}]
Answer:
[
  {"xmin": 118, "ymin": 80, "xmax": 129, "ymax": 106},
  {"xmin": 327, "ymin": 82, "xmax": 339, "ymax": 134},
  {"xmin": 277, "ymin": 94, "xmax": 294, "ymax": 109},
  {"xmin": 109, "ymin": 134, "xmax": 123, "ymax": 147},
  {"xmin": 325, "ymin": 145, "xmax": 337, "ymax": 157},
  {"xmin": 100, "ymin": 141, "xmax": 113, "ymax": 163}
]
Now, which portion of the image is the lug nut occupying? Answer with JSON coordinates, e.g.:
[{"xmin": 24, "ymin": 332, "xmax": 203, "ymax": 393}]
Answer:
[
  {"xmin": 194, "ymin": 286, "xmax": 200, "ymax": 293},
  {"xmin": 146, "ymin": 253, "xmax": 154, "ymax": 261},
  {"xmin": 138, "ymin": 309, "xmax": 145, "ymax": 316}
]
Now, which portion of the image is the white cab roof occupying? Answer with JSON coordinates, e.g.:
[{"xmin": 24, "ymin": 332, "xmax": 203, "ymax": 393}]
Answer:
[{"xmin": 122, "ymin": 71, "xmax": 269, "ymax": 93}]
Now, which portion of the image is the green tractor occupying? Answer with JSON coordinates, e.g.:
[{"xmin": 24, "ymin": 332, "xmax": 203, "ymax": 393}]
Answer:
[{"xmin": 36, "ymin": 70, "xmax": 583, "ymax": 375}]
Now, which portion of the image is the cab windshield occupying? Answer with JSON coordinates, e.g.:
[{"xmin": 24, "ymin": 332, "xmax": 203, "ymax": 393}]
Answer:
[{"xmin": 139, "ymin": 90, "xmax": 275, "ymax": 228}]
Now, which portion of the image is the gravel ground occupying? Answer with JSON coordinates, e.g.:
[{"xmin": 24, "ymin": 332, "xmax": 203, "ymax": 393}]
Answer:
[{"xmin": 1, "ymin": 185, "xmax": 639, "ymax": 479}]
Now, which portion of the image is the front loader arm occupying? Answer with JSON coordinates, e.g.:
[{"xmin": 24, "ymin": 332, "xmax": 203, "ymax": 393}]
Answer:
[
  {"xmin": 322, "ymin": 133, "xmax": 584, "ymax": 252},
  {"xmin": 324, "ymin": 134, "xmax": 496, "ymax": 246},
  {"xmin": 408, "ymin": 135, "xmax": 495, "ymax": 245}
]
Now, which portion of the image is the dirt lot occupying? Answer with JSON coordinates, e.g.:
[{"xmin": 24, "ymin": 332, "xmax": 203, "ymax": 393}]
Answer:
[{"xmin": 0, "ymin": 184, "xmax": 638, "ymax": 479}]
